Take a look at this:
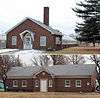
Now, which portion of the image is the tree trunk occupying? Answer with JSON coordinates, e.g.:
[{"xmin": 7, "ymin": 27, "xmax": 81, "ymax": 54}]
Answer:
[{"xmin": 3, "ymin": 79, "xmax": 6, "ymax": 92}]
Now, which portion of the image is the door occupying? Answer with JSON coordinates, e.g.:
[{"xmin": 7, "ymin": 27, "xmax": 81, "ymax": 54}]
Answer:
[
  {"xmin": 23, "ymin": 33, "xmax": 32, "ymax": 49},
  {"xmin": 40, "ymin": 80, "xmax": 47, "ymax": 92}
]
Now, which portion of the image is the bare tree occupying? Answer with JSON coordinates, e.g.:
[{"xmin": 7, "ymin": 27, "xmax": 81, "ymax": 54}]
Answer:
[
  {"xmin": 32, "ymin": 55, "xmax": 52, "ymax": 68},
  {"xmin": 66, "ymin": 54, "xmax": 85, "ymax": 65},
  {"xmin": 90, "ymin": 55, "xmax": 100, "ymax": 91},
  {"xmin": 0, "ymin": 55, "xmax": 23, "ymax": 91},
  {"xmin": 2, "ymin": 55, "xmax": 23, "ymax": 67},
  {"xmin": 51, "ymin": 55, "xmax": 68, "ymax": 65}
]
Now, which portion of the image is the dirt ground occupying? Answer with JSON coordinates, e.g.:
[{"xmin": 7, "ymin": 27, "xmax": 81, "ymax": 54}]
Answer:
[
  {"xmin": 0, "ymin": 92, "xmax": 100, "ymax": 98},
  {"xmin": 48, "ymin": 47, "xmax": 100, "ymax": 54}
]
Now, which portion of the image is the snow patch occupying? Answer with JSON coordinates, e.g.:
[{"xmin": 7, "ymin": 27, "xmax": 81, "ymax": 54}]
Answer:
[
  {"xmin": 0, "ymin": 49, "xmax": 53, "ymax": 67},
  {"xmin": 13, "ymin": 50, "xmax": 53, "ymax": 67},
  {"xmin": 0, "ymin": 49, "xmax": 19, "ymax": 54}
]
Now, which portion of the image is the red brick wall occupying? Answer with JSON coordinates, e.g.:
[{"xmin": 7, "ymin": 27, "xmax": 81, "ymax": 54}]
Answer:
[
  {"xmin": 34, "ymin": 71, "xmax": 55, "ymax": 92},
  {"xmin": 6, "ymin": 19, "xmax": 61, "ymax": 50},
  {"xmin": 6, "ymin": 76, "xmax": 94, "ymax": 92},
  {"xmin": 54, "ymin": 78, "xmax": 93, "ymax": 92},
  {"xmin": 6, "ymin": 79, "xmax": 33, "ymax": 91}
]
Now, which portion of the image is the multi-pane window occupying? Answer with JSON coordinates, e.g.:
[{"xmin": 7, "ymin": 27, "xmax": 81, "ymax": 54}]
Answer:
[
  {"xmin": 56, "ymin": 37, "xmax": 61, "ymax": 44},
  {"xmin": 40, "ymin": 36, "xmax": 46, "ymax": 46},
  {"xmin": 35, "ymin": 80, "xmax": 39, "ymax": 87},
  {"xmin": 12, "ymin": 36, "xmax": 17, "ymax": 45},
  {"xmin": 64, "ymin": 80, "xmax": 70, "ymax": 87},
  {"xmin": 75, "ymin": 80, "xmax": 81, "ymax": 87},
  {"xmin": 22, "ymin": 80, "xmax": 27, "ymax": 87},
  {"xmin": 48, "ymin": 80, "xmax": 53, "ymax": 87},
  {"xmin": 13, "ymin": 80, "xmax": 18, "ymax": 87}
]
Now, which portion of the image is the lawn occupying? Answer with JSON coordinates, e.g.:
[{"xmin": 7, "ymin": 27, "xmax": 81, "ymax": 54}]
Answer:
[
  {"xmin": 47, "ymin": 47, "xmax": 100, "ymax": 54},
  {"xmin": 0, "ymin": 92, "xmax": 100, "ymax": 98}
]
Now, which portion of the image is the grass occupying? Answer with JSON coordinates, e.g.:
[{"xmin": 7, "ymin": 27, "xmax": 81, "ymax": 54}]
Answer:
[
  {"xmin": 47, "ymin": 47, "xmax": 100, "ymax": 54},
  {"xmin": 0, "ymin": 92, "xmax": 100, "ymax": 98}
]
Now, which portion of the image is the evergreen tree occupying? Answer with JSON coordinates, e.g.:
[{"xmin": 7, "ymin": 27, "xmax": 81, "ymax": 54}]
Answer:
[{"xmin": 73, "ymin": 0, "xmax": 100, "ymax": 46}]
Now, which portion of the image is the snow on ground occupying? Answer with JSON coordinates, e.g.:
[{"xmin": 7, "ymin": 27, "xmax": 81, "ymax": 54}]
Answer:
[
  {"xmin": 0, "ymin": 49, "xmax": 53, "ymax": 67},
  {"xmin": 0, "ymin": 49, "xmax": 19, "ymax": 54},
  {"xmin": 15, "ymin": 50, "xmax": 53, "ymax": 67}
]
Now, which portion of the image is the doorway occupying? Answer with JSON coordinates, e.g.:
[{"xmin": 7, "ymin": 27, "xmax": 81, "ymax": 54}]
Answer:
[
  {"xmin": 23, "ymin": 33, "xmax": 32, "ymax": 49},
  {"xmin": 40, "ymin": 80, "xmax": 47, "ymax": 92}
]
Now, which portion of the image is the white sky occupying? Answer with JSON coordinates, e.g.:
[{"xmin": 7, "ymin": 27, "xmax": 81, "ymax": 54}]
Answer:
[{"xmin": 0, "ymin": 0, "xmax": 82, "ymax": 36}]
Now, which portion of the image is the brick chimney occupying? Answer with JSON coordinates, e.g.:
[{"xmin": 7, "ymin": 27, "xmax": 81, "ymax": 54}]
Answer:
[{"xmin": 44, "ymin": 7, "xmax": 49, "ymax": 26}]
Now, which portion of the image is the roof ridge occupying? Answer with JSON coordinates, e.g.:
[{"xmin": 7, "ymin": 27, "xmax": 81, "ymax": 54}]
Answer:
[{"xmin": 6, "ymin": 17, "xmax": 62, "ymax": 35}]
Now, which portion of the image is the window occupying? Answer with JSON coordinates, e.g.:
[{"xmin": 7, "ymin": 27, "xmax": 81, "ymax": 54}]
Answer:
[
  {"xmin": 35, "ymin": 80, "xmax": 39, "ymax": 87},
  {"xmin": 12, "ymin": 36, "xmax": 17, "ymax": 45},
  {"xmin": 13, "ymin": 80, "xmax": 18, "ymax": 87},
  {"xmin": 56, "ymin": 37, "xmax": 61, "ymax": 44},
  {"xmin": 40, "ymin": 36, "xmax": 46, "ymax": 46},
  {"xmin": 22, "ymin": 80, "xmax": 27, "ymax": 87},
  {"xmin": 65, "ymin": 80, "xmax": 70, "ymax": 87},
  {"xmin": 49, "ymin": 80, "xmax": 53, "ymax": 87},
  {"xmin": 75, "ymin": 80, "xmax": 81, "ymax": 87}
]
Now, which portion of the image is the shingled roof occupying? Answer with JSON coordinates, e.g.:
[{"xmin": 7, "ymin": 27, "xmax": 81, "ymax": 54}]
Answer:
[
  {"xmin": 7, "ymin": 64, "xmax": 96, "ymax": 78},
  {"xmin": 7, "ymin": 66, "xmax": 41, "ymax": 78},
  {"xmin": 48, "ymin": 64, "xmax": 95, "ymax": 76},
  {"xmin": 6, "ymin": 17, "xmax": 62, "ymax": 36}
]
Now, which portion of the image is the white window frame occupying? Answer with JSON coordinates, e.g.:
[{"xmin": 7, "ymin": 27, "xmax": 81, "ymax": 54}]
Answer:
[
  {"xmin": 75, "ymin": 80, "xmax": 81, "ymax": 87},
  {"xmin": 13, "ymin": 80, "xmax": 18, "ymax": 87},
  {"xmin": 22, "ymin": 80, "xmax": 27, "ymax": 87},
  {"xmin": 12, "ymin": 36, "xmax": 17, "ymax": 45},
  {"xmin": 35, "ymin": 80, "xmax": 39, "ymax": 87},
  {"xmin": 64, "ymin": 80, "xmax": 70, "ymax": 87},
  {"xmin": 56, "ymin": 37, "xmax": 61, "ymax": 44},
  {"xmin": 40, "ymin": 36, "xmax": 46, "ymax": 46},
  {"xmin": 48, "ymin": 80, "xmax": 53, "ymax": 87}
]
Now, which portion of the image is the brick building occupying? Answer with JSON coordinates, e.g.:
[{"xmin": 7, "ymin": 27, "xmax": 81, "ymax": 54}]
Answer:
[
  {"xmin": 6, "ymin": 7, "xmax": 62, "ymax": 50},
  {"xmin": 6, "ymin": 64, "xmax": 96, "ymax": 92}
]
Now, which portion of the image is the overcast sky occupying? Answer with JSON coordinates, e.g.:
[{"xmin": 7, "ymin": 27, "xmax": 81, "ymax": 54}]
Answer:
[{"xmin": 0, "ymin": 0, "xmax": 82, "ymax": 36}]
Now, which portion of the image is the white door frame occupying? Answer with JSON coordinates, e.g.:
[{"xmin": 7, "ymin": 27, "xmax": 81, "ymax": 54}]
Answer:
[
  {"xmin": 23, "ymin": 33, "xmax": 32, "ymax": 49},
  {"xmin": 40, "ymin": 79, "xmax": 47, "ymax": 92}
]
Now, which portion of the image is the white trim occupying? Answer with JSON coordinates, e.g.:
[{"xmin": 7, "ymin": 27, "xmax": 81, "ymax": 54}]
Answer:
[
  {"xmin": 12, "ymin": 36, "xmax": 17, "ymax": 45},
  {"xmin": 22, "ymin": 80, "xmax": 27, "ymax": 87},
  {"xmin": 20, "ymin": 30, "xmax": 35, "ymax": 41},
  {"xmin": 56, "ymin": 36, "xmax": 61, "ymax": 44},
  {"xmin": 23, "ymin": 32, "xmax": 33, "ymax": 49},
  {"xmin": 35, "ymin": 80, "xmax": 39, "ymax": 87},
  {"xmin": 40, "ymin": 79, "xmax": 47, "ymax": 92},
  {"xmin": 33, "ymin": 68, "xmax": 55, "ymax": 78},
  {"xmin": 64, "ymin": 80, "xmax": 70, "ymax": 87},
  {"xmin": 87, "ymin": 82, "xmax": 90, "ymax": 86},
  {"xmin": 75, "ymin": 80, "xmax": 81, "ymax": 87},
  {"xmin": 40, "ymin": 36, "xmax": 46, "ymax": 46},
  {"xmin": 48, "ymin": 80, "xmax": 53, "ymax": 87},
  {"xmin": 13, "ymin": 80, "xmax": 18, "ymax": 87}
]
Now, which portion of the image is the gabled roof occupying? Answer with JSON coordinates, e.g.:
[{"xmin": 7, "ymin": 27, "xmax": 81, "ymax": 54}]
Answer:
[
  {"xmin": 7, "ymin": 64, "xmax": 96, "ymax": 78},
  {"xmin": 7, "ymin": 66, "xmax": 41, "ymax": 77},
  {"xmin": 48, "ymin": 64, "xmax": 95, "ymax": 76},
  {"xmin": 6, "ymin": 17, "xmax": 62, "ymax": 36}
]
